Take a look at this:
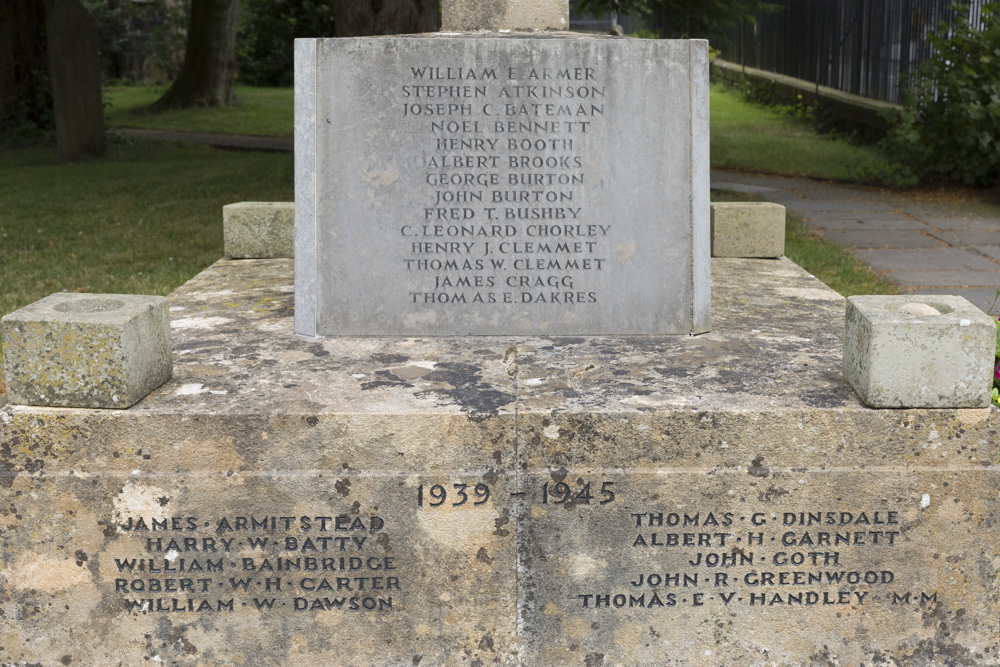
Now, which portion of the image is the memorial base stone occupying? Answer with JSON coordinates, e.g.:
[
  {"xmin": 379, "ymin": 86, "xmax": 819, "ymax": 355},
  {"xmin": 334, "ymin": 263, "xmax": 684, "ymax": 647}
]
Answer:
[{"xmin": 1, "ymin": 258, "xmax": 997, "ymax": 665}]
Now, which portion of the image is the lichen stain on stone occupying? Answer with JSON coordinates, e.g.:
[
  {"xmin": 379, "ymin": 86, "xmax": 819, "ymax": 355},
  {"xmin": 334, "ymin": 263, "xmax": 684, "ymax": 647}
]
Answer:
[
  {"xmin": 541, "ymin": 601, "xmax": 561, "ymax": 617},
  {"xmin": 493, "ymin": 509, "xmax": 511, "ymax": 537},
  {"xmin": 758, "ymin": 484, "xmax": 790, "ymax": 502},
  {"xmin": 748, "ymin": 455, "xmax": 769, "ymax": 478},
  {"xmin": 112, "ymin": 480, "xmax": 172, "ymax": 528},
  {"xmin": 612, "ymin": 622, "xmax": 643, "ymax": 649},
  {"xmin": 568, "ymin": 553, "xmax": 603, "ymax": 579},
  {"xmin": 417, "ymin": 505, "xmax": 495, "ymax": 549},
  {"xmin": 800, "ymin": 385, "xmax": 854, "ymax": 408},
  {"xmin": 560, "ymin": 614, "xmax": 592, "ymax": 640},
  {"xmin": 414, "ymin": 362, "xmax": 514, "ymax": 418},
  {"xmin": 4, "ymin": 553, "xmax": 92, "ymax": 591},
  {"xmin": 361, "ymin": 370, "xmax": 414, "ymax": 392},
  {"xmin": 543, "ymin": 646, "xmax": 581, "ymax": 665}
]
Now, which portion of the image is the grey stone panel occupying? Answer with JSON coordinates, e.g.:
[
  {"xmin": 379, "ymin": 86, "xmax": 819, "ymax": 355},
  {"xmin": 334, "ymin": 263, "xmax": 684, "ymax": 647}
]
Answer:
[
  {"xmin": 294, "ymin": 35, "xmax": 710, "ymax": 336},
  {"xmin": 293, "ymin": 38, "xmax": 318, "ymax": 338}
]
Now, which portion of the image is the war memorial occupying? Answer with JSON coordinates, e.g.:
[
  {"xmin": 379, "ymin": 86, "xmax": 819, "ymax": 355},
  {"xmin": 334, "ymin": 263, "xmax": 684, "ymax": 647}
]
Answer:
[{"xmin": 1, "ymin": 0, "xmax": 998, "ymax": 664}]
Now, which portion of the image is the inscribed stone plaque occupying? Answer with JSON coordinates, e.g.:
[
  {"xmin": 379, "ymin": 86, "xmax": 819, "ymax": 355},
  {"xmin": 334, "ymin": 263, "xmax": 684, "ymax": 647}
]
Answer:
[
  {"xmin": 3, "ymin": 467, "xmax": 517, "ymax": 665},
  {"xmin": 518, "ymin": 469, "xmax": 1000, "ymax": 665},
  {"xmin": 295, "ymin": 35, "xmax": 710, "ymax": 336}
]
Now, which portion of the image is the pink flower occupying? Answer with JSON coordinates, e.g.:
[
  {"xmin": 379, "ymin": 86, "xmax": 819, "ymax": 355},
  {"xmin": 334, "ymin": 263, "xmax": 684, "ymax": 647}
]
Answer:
[{"xmin": 995, "ymin": 360, "xmax": 1000, "ymax": 380}]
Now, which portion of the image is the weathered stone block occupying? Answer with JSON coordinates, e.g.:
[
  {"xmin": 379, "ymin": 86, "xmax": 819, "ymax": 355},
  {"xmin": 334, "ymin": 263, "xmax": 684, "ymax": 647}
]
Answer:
[
  {"xmin": 442, "ymin": 0, "xmax": 569, "ymax": 31},
  {"xmin": 0, "ymin": 293, "xmax": 171, "ymax": 408},
  {"xmin": 223, "ymin": 202, "xmax": 295, "ymax": 259},
  {"xmin": 844, "ymin": 295, "xmax": 995, "ymax": 408},
  {"xmin": 711, "ymin": 201, "xmax": 785, "ymax": 258}
]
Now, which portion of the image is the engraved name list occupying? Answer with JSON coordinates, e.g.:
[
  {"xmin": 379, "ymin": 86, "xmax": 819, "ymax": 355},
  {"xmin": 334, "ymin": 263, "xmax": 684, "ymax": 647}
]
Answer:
[{"xmin": 400, "ymin": 64, "xmax": 607, "ymax": 308}]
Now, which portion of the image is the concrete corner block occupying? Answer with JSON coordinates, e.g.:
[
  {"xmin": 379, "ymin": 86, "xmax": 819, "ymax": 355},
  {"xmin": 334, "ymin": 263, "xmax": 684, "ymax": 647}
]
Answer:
[
  {"xmin": 843, "ymin": 295, "xmax": 995, "ymax": 408},
  {"xmin": 224, "ymin": 202, "xmax": 294, "ymax": 259},
  {"xmin": 711, "ymin": 202, "xmax": 785, "ymax": 258},
  {"xmin": 0, "ymin": 293, "xmax": 172, "ymax": 409}
]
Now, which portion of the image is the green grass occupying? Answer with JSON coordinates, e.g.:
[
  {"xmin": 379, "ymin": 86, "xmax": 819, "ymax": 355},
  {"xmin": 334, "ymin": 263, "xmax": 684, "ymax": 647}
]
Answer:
[
  {"xmin": 712, "ymin": 190, "xmax": 899, "ymax": 297},
  {"xmin": 710, "ymin": 84, "xmax": 889, "ymax": 181},
  {"xmin": 104, "ymin": 85, "xmax": 294, "ymax": 137},
  {"xmin": 0, "ymin": 142, "xmax": 294, "ymax": 323}
]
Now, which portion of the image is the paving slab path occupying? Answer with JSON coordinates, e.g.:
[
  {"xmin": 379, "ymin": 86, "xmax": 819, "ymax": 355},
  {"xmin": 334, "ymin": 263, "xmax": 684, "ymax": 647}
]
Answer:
[
  {"xmin": 713, "ymin": 170, "xmax": 1000, "ymax": 313},
  {"xmin": 113, "ymin": 128, "xmax": 293, "ymax": 152}
]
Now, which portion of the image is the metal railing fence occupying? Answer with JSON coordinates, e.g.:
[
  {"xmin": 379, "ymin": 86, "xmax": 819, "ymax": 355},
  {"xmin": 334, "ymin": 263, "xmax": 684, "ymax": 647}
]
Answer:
[{"xmin": 711, "ymin": 0, "xmax": 987, "ymax": 104}]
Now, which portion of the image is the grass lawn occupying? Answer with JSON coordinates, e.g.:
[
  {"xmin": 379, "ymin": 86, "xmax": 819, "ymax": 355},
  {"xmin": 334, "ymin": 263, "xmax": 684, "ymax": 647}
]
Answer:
[
  {"xmin": 104, "ymin": 85, "xmax": 294, "ymax": 137},
  {"xmin": 0, "ymin": 142, "xmax": 294, "ymax": 323},
  {"xmin": 710, "ymin": 84, "xmax": 889, "ymax": 181}
]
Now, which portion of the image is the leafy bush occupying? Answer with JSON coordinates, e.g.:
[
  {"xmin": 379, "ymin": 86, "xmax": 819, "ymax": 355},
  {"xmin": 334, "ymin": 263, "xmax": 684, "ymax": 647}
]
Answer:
[
  {"xmin": 881, "ymin": 4, "xmax": 1000, "ymax": 187},
  {"xmin": 81, "ymin": 0, "xmax": 129, "ymax": 76},
  {"xmin": 138, "ymin": 0, "xmax": 190, "ymax": 83},
  {"xmin": 237, "ymin": 0, "xmax": 336, "ymax": 87},
  {"xmin": 78, "ymin": 0, "xmax": 188, "ymax": 84}
]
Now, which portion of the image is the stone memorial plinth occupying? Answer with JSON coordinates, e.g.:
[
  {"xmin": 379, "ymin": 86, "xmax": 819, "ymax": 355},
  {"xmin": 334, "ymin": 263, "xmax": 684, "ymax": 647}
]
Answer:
[
  {"xmin": 1, "ymin": 293, "xmax": 172, "ymax": 409},
  {"xmin": 2, "ymin": 257, "xmax": 997, "ymax": 665},
  {"xmin": 295, "ymin": 35, "xmax": 710, "ymax": 336},
  {"xmin": 844, "ymin": 295, "xmax": 996, "ymax": 408},
  {"xmin": 224, "ymin": 202, "xmax": 295, "ymax": 259},
  {"xmin": 711, "ymin": 201, "xmax": 785, "ymax": 258}
]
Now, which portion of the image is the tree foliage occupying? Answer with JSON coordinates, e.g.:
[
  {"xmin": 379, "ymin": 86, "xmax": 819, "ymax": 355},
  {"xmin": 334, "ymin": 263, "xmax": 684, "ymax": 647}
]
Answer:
[
  {"xmin": 237, "ymin": 0, "xmax": 336, "ymax": 87},
  {"xmin": 1, "ymin": 0, "xmax": 105, "ymax": 158},
  {"xmin": 238, "ymin": 0, "xmax": 440, "ymax": 87},
  {"xmin": 881, "ymin": 4, "xmax": 1000, "ymax": 187},
  {"xmin": 80, "ymin": 0, "xmax": 129, "ymax": 77},
  {"xmin": 574, "ymin": 0, "xmax": 777, "ymax": 39},
  {"xmin": 80, "ymin": 0, "xmax": 189, "ymax": 82},
  {"xmin": 0, "ymin": 0, "xmax": 53, "ymax": 140},
  {"xmin": 333, "ymin": 0, "xmax": 439, "ymax": 37}
]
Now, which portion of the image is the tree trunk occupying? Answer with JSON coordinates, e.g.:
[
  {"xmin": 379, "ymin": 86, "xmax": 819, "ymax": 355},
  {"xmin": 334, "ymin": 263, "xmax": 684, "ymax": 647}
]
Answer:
[
  {"xmin": 151, "ymin": 0, "xmax": 239, "ymax": 109},
  {"xmin": 47, "ymin": 0, "xmax": 106, "ymax": 159},
  {"xmin": 334, "ymin": 0, "xmax": 440, "ymax": 37},
  {"xmin": 0, "ymin": 0, "xmax": 52, "ymax": 134}
]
